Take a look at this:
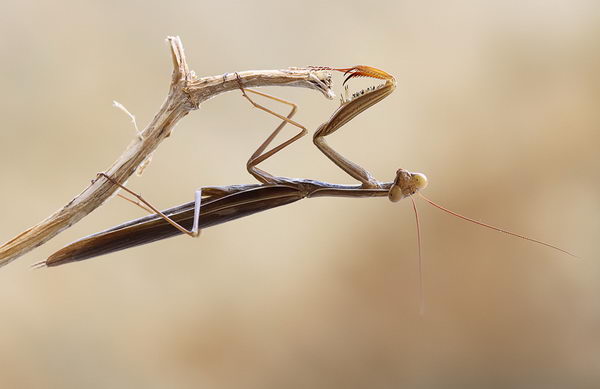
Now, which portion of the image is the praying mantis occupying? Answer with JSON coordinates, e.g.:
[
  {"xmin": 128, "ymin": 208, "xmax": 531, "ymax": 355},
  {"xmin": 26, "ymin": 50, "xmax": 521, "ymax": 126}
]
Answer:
[{"xmin": 38, "ymin": 66, "xmax": 576, "ymax": 268}]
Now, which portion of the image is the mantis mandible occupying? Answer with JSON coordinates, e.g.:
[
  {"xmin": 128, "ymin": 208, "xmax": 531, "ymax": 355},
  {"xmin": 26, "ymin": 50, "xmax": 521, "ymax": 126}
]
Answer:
[{"xmin": 38, "ymin": 65, "xmax": 577, "ymax": 269}]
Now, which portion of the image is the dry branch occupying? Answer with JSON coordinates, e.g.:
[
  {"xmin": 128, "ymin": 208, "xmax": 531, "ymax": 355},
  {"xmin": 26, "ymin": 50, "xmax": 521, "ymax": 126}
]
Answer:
[{"xmin": 0, "ymin": 36, "xmax": 334, "ymax": 267}]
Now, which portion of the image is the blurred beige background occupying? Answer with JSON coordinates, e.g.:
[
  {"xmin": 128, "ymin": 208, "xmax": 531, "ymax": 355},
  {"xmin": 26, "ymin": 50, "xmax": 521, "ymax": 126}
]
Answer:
[{"xmin": 1, "ymin": 1, "xmax": 599, "ymax": 388}]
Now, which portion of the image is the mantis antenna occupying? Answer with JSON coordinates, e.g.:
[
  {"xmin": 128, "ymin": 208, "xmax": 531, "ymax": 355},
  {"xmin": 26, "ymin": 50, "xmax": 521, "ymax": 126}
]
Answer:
[{"xmin": 417, "ymin": 193, "xmax": 578, "ymax": 258}]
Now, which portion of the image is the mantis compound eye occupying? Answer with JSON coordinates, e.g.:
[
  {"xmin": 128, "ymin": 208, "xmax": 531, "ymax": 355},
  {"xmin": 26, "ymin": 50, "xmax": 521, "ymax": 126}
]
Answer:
[
  {"xmin": 412, "ymin": 172, "xmax": 429, "ymax": 192},
  {"xmin": 388, "ymin": 170, "xmax": 428, "ymax": 202}
]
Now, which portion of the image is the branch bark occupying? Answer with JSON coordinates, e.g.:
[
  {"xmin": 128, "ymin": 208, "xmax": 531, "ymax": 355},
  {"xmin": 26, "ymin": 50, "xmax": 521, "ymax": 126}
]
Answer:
[{"xmin": 0, "ymin": 36, "xmax": 334, "ymax": 267}]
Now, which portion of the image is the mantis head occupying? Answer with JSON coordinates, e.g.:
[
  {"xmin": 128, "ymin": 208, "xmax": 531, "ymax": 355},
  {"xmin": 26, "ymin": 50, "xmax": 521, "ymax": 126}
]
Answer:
[{"xmin": 388, "ymin": 169, "xmax": 428, "ymax": 202}]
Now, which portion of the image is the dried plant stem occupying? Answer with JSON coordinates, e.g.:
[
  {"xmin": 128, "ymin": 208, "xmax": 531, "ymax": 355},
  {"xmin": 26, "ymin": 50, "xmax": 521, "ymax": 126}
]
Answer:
[{"xmin": 0, "ymin": 36, "xmax": 333, "ymax": 267}]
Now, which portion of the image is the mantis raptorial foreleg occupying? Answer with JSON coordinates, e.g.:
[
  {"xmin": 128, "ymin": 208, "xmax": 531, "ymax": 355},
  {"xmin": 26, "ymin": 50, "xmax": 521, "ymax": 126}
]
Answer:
[{"xmin": 312, "ymin": 66, "xmax": 397, "ymax": 188}]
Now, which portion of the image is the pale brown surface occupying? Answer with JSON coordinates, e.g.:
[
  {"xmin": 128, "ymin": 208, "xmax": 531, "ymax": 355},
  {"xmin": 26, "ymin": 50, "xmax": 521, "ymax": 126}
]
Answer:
[{"xmin": 0, "ymin": 1, "xmax": 598, "ymax": 388}]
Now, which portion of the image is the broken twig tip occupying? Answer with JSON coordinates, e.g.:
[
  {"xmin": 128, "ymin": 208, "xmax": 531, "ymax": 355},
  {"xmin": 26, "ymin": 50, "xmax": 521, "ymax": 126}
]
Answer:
[{"xmin": 113, "ymin": 100, "xmax": 142, "ymax": 139}]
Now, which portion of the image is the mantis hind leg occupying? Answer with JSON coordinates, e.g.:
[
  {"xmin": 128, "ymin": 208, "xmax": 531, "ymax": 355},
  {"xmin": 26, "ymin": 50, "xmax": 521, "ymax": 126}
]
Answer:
[{"xmin": 97, "ymin": 173, "xmax": 202, "ymax": 238}]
